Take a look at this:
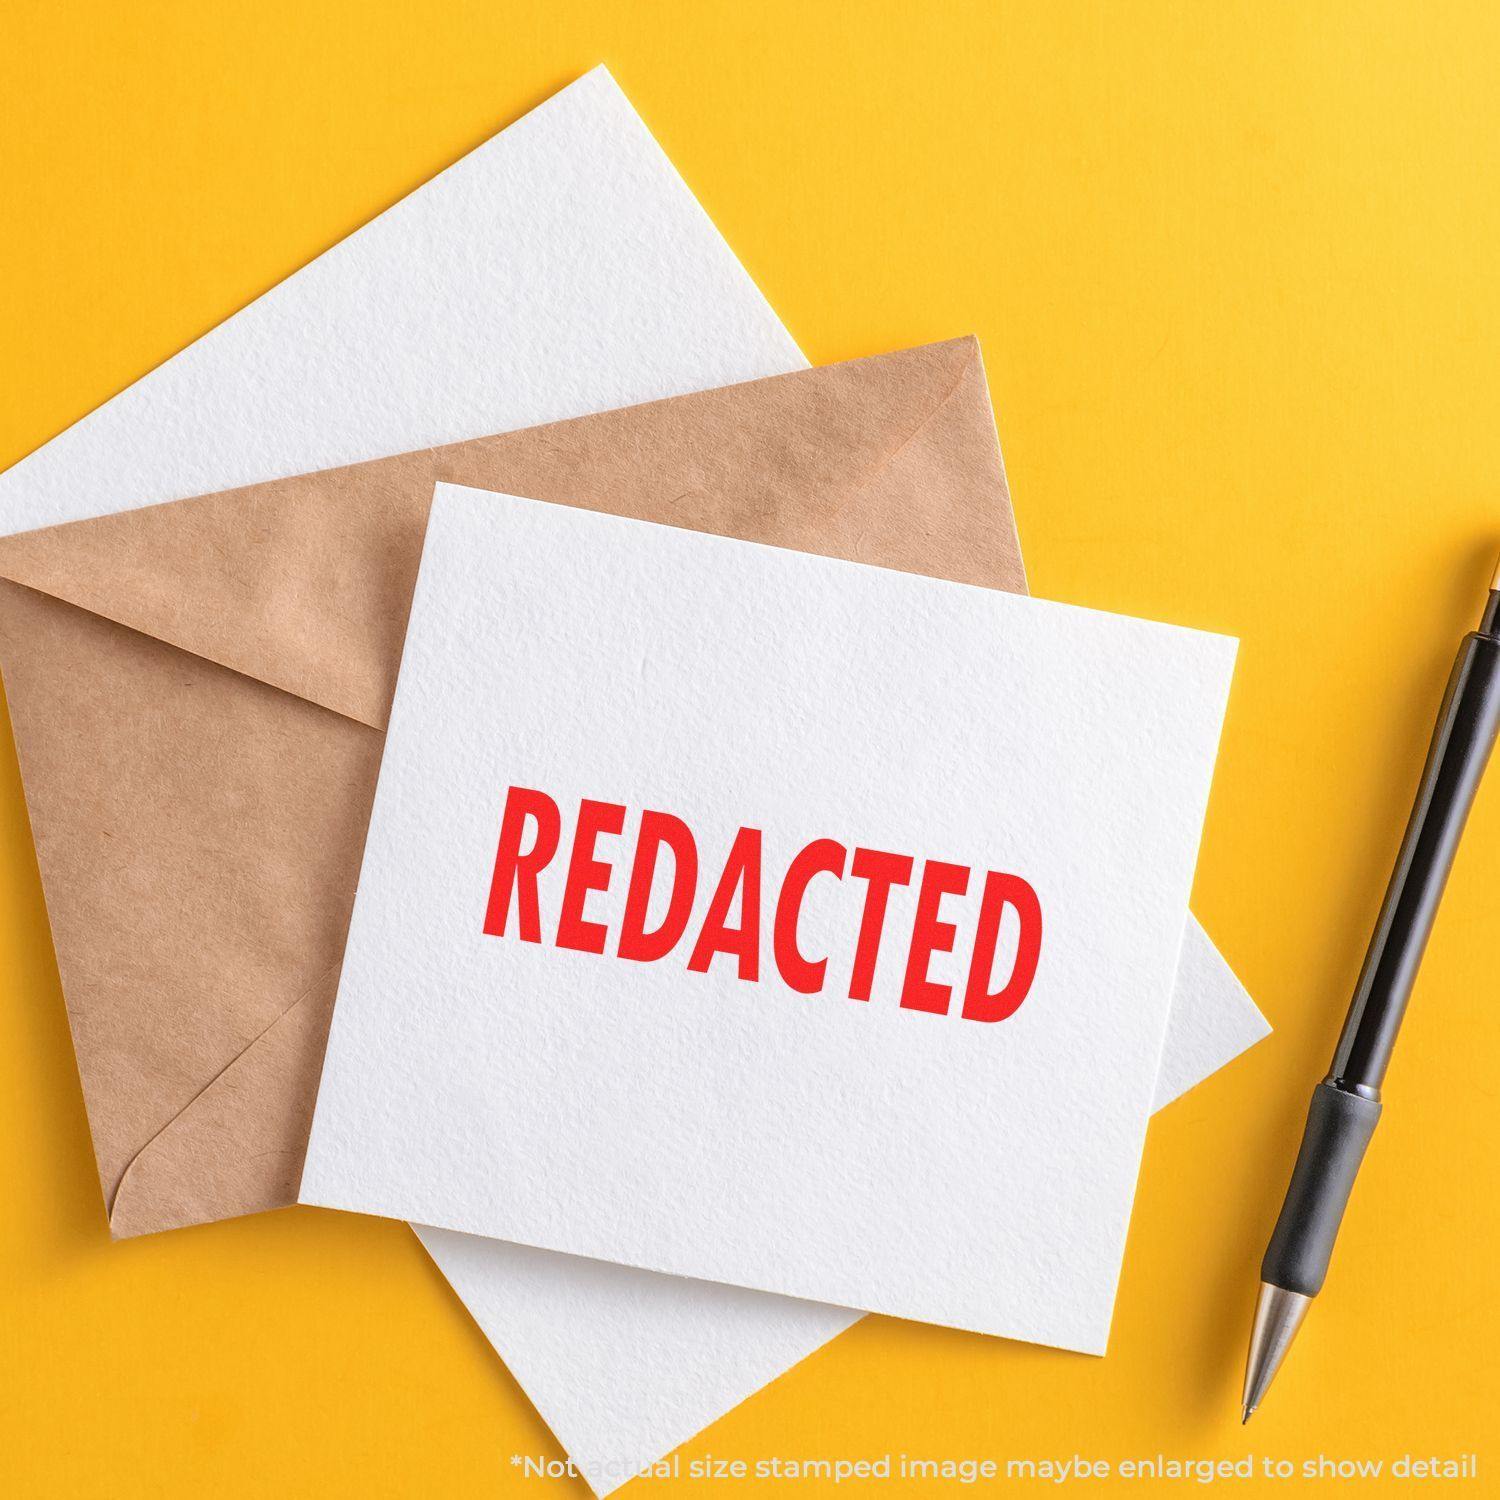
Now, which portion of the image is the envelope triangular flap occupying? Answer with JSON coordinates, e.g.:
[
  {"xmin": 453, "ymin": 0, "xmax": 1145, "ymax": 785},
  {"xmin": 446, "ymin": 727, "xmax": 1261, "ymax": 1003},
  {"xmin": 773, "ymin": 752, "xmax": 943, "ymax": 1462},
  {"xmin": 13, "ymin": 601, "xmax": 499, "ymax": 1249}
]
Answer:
[
  {"xmin": 0, "ymin": 338, "xmax": 1012, "ymax": 733},
  {"xmin": 0, "ymin": 337, "xmax": 1019, "ymax": 1238}
]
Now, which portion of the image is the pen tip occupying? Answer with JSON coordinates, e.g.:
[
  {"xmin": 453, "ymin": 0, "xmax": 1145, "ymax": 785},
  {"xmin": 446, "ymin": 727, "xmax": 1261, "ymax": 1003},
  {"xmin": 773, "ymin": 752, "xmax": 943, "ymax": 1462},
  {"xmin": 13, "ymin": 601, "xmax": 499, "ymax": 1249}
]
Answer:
[
  {"xmin": 1242, "ymin": 1405, "xmax": 1255, "ymax": 1425},
  {"xmin": 1491, "ymin": 551, "xmax": 1500, "ymax": 593}
]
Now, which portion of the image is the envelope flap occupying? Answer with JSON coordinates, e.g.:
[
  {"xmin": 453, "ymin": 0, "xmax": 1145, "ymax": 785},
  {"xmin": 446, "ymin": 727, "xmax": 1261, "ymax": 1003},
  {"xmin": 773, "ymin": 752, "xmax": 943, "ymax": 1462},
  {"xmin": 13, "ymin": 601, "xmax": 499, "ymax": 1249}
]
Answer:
[
  {"xmin": 0, "ymin": 463, "xmax": 428, "ymax": 730},
  {"xmin": 0, "ymin": 339, "xmax": 1009, "ymax": 732}
]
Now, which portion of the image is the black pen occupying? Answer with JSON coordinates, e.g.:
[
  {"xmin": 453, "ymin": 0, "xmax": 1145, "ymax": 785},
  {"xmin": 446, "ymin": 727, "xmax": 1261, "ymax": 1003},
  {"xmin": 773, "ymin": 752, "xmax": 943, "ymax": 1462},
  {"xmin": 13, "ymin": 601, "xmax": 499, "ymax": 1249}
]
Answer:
[{"xmin": 1243, "ymin": 553, "xmax": 1500, "ymax": 1421}]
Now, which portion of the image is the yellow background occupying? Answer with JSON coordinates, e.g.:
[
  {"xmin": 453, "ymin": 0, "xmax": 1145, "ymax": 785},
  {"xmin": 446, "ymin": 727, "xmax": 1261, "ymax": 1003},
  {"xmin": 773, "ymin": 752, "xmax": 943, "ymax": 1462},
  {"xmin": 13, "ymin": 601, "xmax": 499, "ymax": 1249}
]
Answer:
[{"xmin": 2, "ymin": 1, "xmax": 1497, "ymax": 1494}]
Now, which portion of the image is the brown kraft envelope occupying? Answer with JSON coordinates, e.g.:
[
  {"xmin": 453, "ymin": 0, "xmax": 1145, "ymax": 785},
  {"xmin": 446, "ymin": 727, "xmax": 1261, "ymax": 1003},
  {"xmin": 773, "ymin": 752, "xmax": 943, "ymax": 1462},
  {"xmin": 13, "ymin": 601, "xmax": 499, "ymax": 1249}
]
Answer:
[{"xmin": 0, "ymin": 337, "xmax": 1025, "ymax": 1237}]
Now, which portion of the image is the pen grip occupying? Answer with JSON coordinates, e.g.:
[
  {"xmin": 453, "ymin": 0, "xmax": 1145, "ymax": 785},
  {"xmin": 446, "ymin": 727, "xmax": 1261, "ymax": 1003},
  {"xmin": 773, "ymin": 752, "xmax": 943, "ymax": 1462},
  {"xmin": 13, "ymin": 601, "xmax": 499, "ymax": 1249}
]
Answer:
[{"xmin": 1261, "ymin": 1081, "xmax": 1382, "ymax": 1297}]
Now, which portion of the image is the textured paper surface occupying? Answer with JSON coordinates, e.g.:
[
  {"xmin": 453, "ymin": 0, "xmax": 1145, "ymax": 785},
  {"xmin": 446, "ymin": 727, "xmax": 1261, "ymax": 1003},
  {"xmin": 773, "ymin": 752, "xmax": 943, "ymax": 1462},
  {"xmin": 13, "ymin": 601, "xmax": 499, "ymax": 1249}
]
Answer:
[
  {"xmin": 411, "ymin": 1231, "xmax": 863, "ymax": 1494},
  {"xmin": 0, "ymin": 67, "xmax": 801, "ymax": 536},
  {"xmin": 302, "ymin": 484, "xmax": 1238, "ymax": 1349},
  {"xmin": 0, "ymin": 66, "xmax": 1264, "ymax": 1486}
]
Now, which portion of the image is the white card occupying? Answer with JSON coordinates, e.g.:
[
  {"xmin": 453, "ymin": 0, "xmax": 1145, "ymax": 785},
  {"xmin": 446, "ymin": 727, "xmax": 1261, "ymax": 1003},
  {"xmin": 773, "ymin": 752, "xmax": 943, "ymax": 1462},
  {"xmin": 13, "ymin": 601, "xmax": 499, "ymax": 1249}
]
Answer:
[
  {"xmin": 0, "ymin": 68, "xmax": 800, "ymax": 534},
  {"xmin": 302, "ymin": 485, "xmax": 1238, "ymax": 1352},
  {"xmin": 0, "ymin": 67, "xmax": 1265, "ymax": 1492}
]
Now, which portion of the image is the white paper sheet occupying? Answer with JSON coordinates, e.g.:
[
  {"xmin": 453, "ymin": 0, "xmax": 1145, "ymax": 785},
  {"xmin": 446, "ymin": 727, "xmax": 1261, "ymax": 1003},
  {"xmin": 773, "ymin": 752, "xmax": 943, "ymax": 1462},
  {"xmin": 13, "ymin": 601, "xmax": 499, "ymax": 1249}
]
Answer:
[
  {"xmin": 0, "ymin": 69, "xmax": 801, "ymax": 533},
  {"xmin": 303, "ymin": 485, "xmax": 1239, "ymax": 1350},
  {"xmin": 0, "ymin": 66, "xmax": 1267, "ymax": 1494}
]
